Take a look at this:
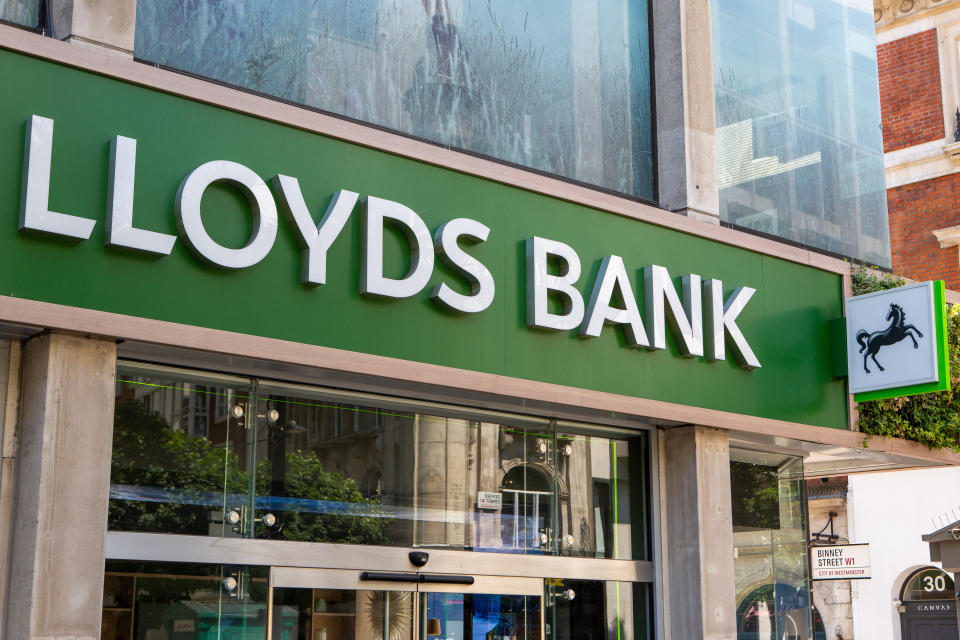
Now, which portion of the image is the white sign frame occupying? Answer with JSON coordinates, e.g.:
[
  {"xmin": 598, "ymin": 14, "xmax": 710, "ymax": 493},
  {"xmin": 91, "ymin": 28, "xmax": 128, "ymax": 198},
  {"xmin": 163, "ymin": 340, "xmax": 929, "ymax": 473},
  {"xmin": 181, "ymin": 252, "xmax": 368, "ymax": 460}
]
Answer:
[
  {"xmin": 845, "ymin": 282, "xmax": 939, "ymax": 395},
  {"xmin": 811, "ymin": 543, "xmax": 871, "ymax": 580},
  {"xmin": 477, "ymin": 491, "xmax": 502, "ymax": 510}
]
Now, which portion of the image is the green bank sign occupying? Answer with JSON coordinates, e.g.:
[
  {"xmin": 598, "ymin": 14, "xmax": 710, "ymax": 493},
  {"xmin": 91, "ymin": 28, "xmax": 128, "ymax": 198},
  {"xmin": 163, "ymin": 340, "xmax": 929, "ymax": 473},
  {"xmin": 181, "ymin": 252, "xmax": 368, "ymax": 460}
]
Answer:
[
  {"xmin": 0, "ymin": 48, "xmax": 847, "ymax": 428},
  {"xmin": 21, "ymin": 112, "xmax": 761, "ymax": 370}
]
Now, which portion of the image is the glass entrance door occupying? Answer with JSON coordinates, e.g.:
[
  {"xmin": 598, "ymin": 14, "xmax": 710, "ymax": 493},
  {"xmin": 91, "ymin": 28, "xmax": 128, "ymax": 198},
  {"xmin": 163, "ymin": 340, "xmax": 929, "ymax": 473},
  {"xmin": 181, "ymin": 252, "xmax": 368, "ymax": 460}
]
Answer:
[{"xmin": 269, "ymin": 568, "xmax": 542, "ymax": 640}]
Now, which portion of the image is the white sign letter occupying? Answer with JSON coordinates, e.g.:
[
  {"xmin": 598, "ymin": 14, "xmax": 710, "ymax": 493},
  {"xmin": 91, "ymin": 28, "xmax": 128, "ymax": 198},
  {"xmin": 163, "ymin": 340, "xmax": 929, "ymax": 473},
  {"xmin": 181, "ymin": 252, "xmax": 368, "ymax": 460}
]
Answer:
[
  {"xmin": 525, "ymin": 236, "xmax": 584, "ymax": 331},
  {"xmin": 106, "ymin": 135, "xmax": 177, "ymax": 255},
  {"xmin": 175, "ymin": 161, "xmax": 278, "ymax": 269},
  {"xmin": 644, "ymin": 266, "xmax": 703, "ymax": 356},
  {"xmin": 431, "ymin": 218, "xmax": 495, "ymax": 313},
  {"xmin": 19, "ymin": 115, "xmax": 96, "ymax": 240},
  {"xmin": 580, "ymin": 255, "xmax": 649, "ymax": 347},
  {"xmin": 273, "ymin": 176, "xmax": 359, "ymax": 285},
  {"xmin": 703, "ymin": 279, "xmax": 761, "ymax": 369},
  {"xmin": 361, "ymin": 196, "xmax": 434, "ymax": 298}
]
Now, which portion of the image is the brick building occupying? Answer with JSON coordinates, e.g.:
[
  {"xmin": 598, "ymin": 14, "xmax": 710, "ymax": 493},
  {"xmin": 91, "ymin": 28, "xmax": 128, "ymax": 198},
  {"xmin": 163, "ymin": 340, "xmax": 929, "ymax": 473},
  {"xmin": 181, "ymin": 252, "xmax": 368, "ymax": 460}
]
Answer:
[{"xmin": 877, "ymin": 0, "xmax": 960, "ymax": 288}]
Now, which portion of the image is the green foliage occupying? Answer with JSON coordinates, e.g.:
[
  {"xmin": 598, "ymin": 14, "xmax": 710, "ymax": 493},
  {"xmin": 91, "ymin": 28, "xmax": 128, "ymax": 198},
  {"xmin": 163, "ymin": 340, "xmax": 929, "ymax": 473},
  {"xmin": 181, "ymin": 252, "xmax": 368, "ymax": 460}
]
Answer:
[
  {"xmin": 730, "ymin": 461, "xmax": 781, "ymax": 529},
  {"xmin": 110, "ymin": 397, "xmax": 247, "ymax": 535},
  {"xmin": 852, "ymin": 266, "xmax": 960, "ymax": 451},
  {"xmin": 110, "ymin": 397, "xmax": 387, "ymax": 544},
  {"xmin": 254, "ymin": 451, "xmax": 387, "ymax": 545}
]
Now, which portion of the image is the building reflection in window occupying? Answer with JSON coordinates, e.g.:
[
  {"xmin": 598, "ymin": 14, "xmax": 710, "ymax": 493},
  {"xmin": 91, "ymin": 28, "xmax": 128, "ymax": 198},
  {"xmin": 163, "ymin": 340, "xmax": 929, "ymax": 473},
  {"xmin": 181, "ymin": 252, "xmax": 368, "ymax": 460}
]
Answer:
[
  {"xmin": 0, "ymin": 0, "xmax": 39, "ymax": 28},
  {"xmin": 134, "ymin": 0, "xmax": 654, "ymax": 200},
  {"xmin": 731, "ymin": 449, "xmax": 811, "ymax": 640},
  {"xmin": 109, "ymin": 364, "xmax": 644, "ymax": 559}
]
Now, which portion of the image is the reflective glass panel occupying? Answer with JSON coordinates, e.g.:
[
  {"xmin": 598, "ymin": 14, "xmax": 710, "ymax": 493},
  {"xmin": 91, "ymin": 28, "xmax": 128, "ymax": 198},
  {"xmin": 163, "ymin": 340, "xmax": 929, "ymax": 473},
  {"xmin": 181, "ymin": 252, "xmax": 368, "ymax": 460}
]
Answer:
[
  {"xmin": 103, "ymin": 560, "xmax": 268, "ymax": 639},
  {"xmin": 252, "ymin": 386, "xmax": 555, "ymax": 552},
  {"xmin": 272, "ymin": 586, "xmax": 540, "ymax": 640},
  {"xmin": 545, "ymin": 580, "xmax": 649, "ymax": 640},
  {"xmin": 274, "ymin": 586, "xmax": 415, "ymax": 640},
  {"xmin": 423, "ymin": 592, "xmax": 541, "ymax": 640},
  {"xmin": 134, "ymin": 0, "xmax": 654, "ymax": 200},
  {"xmin": 109, "ymin": 365, "xmax": 644, "ymax": 559},
  {"xmin": 110, "ymin": 366, "xmax": 253, "ymax": 537},
  {"xmin": 732, "ymin": 451, "xmax": 811, "ymax": 640},
  {"xmin": 253, "ymin": 384, "xmax": 639, "ymax": 558},
  {"xmin": 557, "ymin": 431, "xmax": 634, "ymax": 559},
  {"xmin": 0, "ymin": 0, "xmax": 39, "ymax": 28},
  {"xmin": 712, "ymin": 0, "xmax": 891, "ymax": 267}
]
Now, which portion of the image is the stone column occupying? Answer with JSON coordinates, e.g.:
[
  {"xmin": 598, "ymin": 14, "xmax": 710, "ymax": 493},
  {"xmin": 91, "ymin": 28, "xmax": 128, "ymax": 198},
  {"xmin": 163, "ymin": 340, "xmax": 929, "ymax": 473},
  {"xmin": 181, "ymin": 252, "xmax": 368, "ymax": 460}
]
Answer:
[
  {"xmin": 660, "ymin": 426, "xmax": 736, "ymax": 639},
  {"xmin": 2, "ymin": 333, "xmax": 117, "ymax": 640},
  {"xmin": 0, "ymin": 340, "xmax": 18, "ymax": 629},
  {"xmin": 652, "ymin": 0, "xmax": 720, "ymax": 224},
  {"xmin": 48, "ymin": 0, "xmax": 137, "ymax": 56}
]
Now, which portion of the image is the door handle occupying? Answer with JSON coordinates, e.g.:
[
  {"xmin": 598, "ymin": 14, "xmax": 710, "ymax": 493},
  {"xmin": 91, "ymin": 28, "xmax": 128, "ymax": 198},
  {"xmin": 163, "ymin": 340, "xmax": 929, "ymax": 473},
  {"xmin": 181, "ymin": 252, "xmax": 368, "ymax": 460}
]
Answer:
[
  {"xmin": 359, "ymin": 571, "xmax": 420, "ymax": 582},
  {"xmin": 418, "ymin": 574, "xmax": 475, "ymax": 585}
]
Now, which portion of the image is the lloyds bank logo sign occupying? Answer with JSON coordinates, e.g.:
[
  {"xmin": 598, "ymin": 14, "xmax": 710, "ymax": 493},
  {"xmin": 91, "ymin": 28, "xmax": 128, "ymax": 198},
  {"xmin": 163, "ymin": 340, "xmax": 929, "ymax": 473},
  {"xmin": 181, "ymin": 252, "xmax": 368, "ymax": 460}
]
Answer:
[
  {"xmin": 17, "ymin": 115, "xmax": 761, "ymax": 369},
  {"xmin": 845, "ymin": 281, "xmax": 950, "ymax": 400}
]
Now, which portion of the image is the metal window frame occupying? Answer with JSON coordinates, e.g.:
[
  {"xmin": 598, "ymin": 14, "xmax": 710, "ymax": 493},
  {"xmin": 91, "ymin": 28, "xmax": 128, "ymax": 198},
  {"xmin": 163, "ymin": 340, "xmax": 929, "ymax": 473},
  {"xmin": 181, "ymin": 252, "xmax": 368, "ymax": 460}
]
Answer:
[{"xmin": 107, "ymin": 357, "xmax": 660, "ymax": 635}]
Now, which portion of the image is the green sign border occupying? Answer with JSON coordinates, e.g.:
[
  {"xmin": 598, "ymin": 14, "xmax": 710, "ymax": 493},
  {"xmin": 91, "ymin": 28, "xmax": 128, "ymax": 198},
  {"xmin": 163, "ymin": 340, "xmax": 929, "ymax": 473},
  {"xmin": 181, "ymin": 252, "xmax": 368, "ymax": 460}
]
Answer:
[{"xmin": 853, "ymin": 280, "xmax": 951, "ymax": 402}]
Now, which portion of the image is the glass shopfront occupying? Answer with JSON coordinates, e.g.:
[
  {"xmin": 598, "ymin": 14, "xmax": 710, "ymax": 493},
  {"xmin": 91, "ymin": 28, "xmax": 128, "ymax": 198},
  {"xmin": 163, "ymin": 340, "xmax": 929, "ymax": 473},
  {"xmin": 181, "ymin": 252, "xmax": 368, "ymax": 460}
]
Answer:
[
  {"xmin": 104, "ymin": 362, "xmax": 652, "ymax": 639},
  {"xmin": 731, "ymin": 450, "xmax": 811, "ymax": 640}
]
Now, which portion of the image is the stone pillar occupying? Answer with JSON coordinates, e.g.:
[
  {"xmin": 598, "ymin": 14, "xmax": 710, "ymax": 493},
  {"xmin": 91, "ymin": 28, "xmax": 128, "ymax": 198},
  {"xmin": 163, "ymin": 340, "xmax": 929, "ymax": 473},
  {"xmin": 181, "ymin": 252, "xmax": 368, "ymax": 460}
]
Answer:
[
  {"xmin": 660, "ymin": 426, "xmax": 736, "ymax": 639},
  {"xmin": 2, "ymin": 333, "xmax": 117, "ymax": 640},
  {"xmin": 48, "ymin": 0, "xmax": 137, "ymax": 56},
  {"xmin": 652, "ymin": 0, "xmax": 720, "ymax": 224},
  {"xmin": 0, "ymin": 340, "xmax": 20, "ymax": 630}
]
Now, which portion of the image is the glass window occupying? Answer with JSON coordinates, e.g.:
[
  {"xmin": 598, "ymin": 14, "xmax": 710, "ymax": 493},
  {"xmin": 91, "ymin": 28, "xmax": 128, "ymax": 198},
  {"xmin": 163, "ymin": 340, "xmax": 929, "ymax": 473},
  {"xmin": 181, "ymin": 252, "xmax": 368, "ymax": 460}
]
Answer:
[
  {"xmin": 731, "ymin": 450, "xmax": 811, "ymax": 640},
  {"xmin": 902, "ymin": 568, "xmax": 956, "ymax": 602},
  {"xmin": 274, "ymin": 585, "xmax": 416, "ymax": 640},
  {"xmin": 545, "ymin": 580, "xmax": 651, "ymax": 640},
  {"xmin": 110, "ymin": 366, "xmax": 252, "ymax": 537},
  {"xmin": 0, "ymin": 0, "xmax": 40, "ymax": 29},
  {"xmin": 712, "ymin": 0, "xmax": 891, "ymax": 267},
  {"xmin": 102, "ymin": 560, "xmax": 269, "ymax": 640},
  {"xmin": 109, "ymin": 364, "xmax": 647, "ymax": 560},
  {"xmin": 133, "ymin": 0, "xmax": 654, "ymax": 200}
]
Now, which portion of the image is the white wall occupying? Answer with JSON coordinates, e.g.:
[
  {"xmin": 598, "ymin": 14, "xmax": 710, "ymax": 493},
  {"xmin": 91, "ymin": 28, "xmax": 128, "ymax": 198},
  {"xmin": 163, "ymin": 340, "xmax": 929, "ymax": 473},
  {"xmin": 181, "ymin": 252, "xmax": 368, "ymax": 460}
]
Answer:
[{"xmin": 848, "ymin": 467, "xmax": 960, "ymax": 640}]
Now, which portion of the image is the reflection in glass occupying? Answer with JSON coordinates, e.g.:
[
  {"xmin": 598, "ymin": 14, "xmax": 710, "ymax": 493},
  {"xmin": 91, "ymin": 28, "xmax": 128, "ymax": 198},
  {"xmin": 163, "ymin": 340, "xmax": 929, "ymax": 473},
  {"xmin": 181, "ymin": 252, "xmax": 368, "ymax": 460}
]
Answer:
[
  {"xmin": 109, "ymin": 369, "xmax": 252, "ymax": 537},
  {"xmin": 731, "ymin": 451, "xmax": 811, "ymax": 640},
  {"xmin": 273, "ymin": 587, "xmax": 541, "ymax": 640},
  {"xmin": 545, "ymin": 580, "xmax": 647, "ymax": 640},
  {"xmin": 102, "ymin": 560, "xmax": 268, "ymax": 639},
  {"xmin": 275, "ymin": 587, "xmax": 414, "ymax": 640},
  {"xmin": 134, "ymin": 0, "xmax": 653, "ymax": 200},
  {"xmin": 557, "ymin": 433, "xmax": 633, "ymax": 559},
  {"xmin": 712, "ymin": 0, "xmax": 890, "ymax": 266},
  {"xmin": 254, "ymin": 387, "xmax": 638, "ymax": 557},
  {"xmin": 0, "ymin": 0, "xmax": 39, "ymax": 28},
  {"xmin": 109, "ymin": 364, "xmax": 643, "ymax": 559},
  {"xmin": 423, "ymin": 593, "xmax": 541, "ymax": 640}
]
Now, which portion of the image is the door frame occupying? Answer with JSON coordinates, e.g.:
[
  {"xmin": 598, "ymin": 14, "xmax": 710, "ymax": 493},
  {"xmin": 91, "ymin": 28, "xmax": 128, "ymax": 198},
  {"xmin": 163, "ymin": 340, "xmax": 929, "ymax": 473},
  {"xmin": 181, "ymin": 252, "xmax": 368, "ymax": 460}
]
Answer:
[{"xmin": 268, "ymin": 567, "xmax": 545, "ymax": 640}]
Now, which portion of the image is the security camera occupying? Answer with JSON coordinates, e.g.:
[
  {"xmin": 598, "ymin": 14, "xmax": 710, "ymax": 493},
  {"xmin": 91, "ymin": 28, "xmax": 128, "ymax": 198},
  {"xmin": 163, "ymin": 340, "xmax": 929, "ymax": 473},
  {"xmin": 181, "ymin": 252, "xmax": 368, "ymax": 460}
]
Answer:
[
  {"xmin": 409, "ymin": 551, "xmax": 429, "ymax": 567},
  {"xmin": 951, "ymin": 527, "xmax": 960, "ymax": 540}
]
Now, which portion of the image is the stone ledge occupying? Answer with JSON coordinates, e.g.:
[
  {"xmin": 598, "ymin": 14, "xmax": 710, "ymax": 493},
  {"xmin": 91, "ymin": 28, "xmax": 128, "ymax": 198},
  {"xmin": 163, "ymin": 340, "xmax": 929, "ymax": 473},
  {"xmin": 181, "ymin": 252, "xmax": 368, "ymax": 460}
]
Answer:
[{"xmin": 933, "ymin": 224, "xmax": 960, "ymax": 248}]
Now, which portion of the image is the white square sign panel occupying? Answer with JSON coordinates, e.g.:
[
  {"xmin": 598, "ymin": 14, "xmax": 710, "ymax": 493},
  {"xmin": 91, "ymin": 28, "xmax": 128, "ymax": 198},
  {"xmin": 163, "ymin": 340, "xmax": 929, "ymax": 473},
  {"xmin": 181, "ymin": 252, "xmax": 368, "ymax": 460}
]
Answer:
[{"xmin": 846, "ymin": 282, "xmax": 938, "ymax": 394}]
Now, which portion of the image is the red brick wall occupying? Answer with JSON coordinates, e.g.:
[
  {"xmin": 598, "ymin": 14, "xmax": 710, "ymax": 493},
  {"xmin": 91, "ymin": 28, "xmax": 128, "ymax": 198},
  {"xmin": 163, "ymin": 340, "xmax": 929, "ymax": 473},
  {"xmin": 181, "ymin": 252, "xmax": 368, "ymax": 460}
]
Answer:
[
  {"xmin": 878, "ymin": 29, "xmax": 944, "ymax": 153},
  {"xmin": 888, "ymin": 172, "xmax": 960, "ymax": 289}
]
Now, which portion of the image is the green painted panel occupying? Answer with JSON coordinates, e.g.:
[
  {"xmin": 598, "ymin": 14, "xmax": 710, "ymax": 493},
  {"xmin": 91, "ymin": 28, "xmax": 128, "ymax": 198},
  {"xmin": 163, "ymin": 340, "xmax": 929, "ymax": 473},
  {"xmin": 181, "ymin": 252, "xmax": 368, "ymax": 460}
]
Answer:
[{"xmin": 0, "ymin": 49, "xmax": 848, "ymax": 428}]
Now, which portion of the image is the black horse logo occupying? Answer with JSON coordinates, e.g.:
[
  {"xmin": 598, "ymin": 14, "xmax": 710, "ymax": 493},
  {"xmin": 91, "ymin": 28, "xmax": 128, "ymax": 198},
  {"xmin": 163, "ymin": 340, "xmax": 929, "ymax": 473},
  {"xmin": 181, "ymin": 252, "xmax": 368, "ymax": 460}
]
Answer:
[{"xmin": 856, "ymin": 303, "xmax": 923, "ymax": 373}]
